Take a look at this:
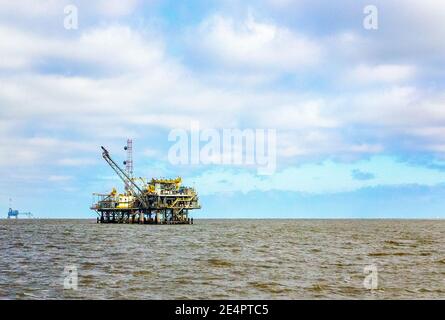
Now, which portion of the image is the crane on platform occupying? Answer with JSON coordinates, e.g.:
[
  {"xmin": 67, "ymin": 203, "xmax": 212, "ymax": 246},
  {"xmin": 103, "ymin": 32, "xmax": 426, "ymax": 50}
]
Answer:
[{"xmin": 101, "ymin": 146, "xmax": 149, "ymax": 209}]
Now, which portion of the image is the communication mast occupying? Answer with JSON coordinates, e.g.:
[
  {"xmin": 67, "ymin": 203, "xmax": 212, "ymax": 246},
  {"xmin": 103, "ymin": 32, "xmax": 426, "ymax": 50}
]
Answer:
[{"xmin": 123, "ymin": 139, "xmax": 133, "ymax": 191}]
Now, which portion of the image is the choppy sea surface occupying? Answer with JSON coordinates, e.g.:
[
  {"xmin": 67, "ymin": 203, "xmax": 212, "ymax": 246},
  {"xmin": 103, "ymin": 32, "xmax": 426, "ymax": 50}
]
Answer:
[{"xmin": 0, "ymin": 219, "xmax": 444, "ymax": 299}]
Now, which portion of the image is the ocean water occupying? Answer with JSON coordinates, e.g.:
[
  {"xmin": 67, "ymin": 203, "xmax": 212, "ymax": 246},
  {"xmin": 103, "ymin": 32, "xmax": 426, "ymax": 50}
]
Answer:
[{"xmin": 0, "ymin": 219, "xmax": 444, "ymax": 299}]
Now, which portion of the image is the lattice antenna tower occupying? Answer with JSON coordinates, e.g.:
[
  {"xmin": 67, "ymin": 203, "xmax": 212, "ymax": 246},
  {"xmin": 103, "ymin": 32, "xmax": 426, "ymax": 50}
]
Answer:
[{"xmin": 123, "ymin": 139, "xmax": 133, "ymax": 191}]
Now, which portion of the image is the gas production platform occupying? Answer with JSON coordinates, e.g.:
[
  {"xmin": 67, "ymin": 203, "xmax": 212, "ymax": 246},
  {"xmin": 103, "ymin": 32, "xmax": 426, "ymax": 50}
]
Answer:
[{"xmin": 91, "ymin": 140, "xmax": 201, "ymax": 224}]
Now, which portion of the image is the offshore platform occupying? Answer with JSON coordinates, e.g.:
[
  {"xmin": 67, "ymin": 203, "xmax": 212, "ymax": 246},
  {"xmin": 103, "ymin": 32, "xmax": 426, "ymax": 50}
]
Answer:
[
  {"xmin": 7, "ymin": 199, "xmax": 33, "ymax": 219},
  {"xmin": 7, "ymin": 208, "xmax": 33, "ymax": 219},
  {"xmin": 6, "ymin": 199, "xmax": 32, "ymax": 219},
  {"xmin": 91, "ymin": 140, "xmax": 200, "ymax": 224}
]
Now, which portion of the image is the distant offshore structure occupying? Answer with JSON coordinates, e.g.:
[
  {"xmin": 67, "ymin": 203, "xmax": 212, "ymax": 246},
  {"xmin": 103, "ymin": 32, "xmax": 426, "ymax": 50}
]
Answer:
[
  {"xmin": 91, "ymin": 139, "xmax": 201, "ymax": 224},
  {"xmin": 6, "ymin": 198, "xmax": 32, "ymax": 219},
  {"xmin": 7, "ymin": 206, "xmax": 33, "ymax": 219}
]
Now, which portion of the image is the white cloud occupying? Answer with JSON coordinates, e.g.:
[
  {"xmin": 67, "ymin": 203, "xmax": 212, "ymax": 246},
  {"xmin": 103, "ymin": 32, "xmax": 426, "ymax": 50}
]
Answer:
[
  {"xmin": 1, "ymin": 2, "xmax": 445, "ymax": 183},
  {"xmin": 0, "ymin": 136, "xmax": 96, "ymax": 167},
  {"xmin": 95, "ymin": 0, "xmax": 141, "ymax": 17},
  {"xmin": 0, "ymin": 0, "xmax": 63, "ymax": 17},
  {"xmin": 0, "ymin": 0, "xmax": 142, "ymax": 18},
  {"xmin": 1, "ymin": 20, "xmax": 444, "ymax": 169},
  {"xmin": 346, "ymin": 64, "xmax": 416, "ymax": 84},
  {"xmin": 255, "ymin": 100, "xmax": 338, "ymax": 129},
  {"xmin": 0, "ymin": 24, "xmax": 165, "ymax": 72},
  {"xmin": 339, "ymin": 86, "xmax": 445, "ymax": 129},
  {"xmin": 193, "ymin": 12, "xmax": 321, "ymax": 72}
]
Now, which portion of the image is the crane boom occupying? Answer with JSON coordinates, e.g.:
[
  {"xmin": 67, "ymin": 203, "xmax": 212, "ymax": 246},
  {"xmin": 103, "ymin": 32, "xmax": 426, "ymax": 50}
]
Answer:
[{"xmin": 101, "ymin": 146, "xmax": 149, "ymax": 209}]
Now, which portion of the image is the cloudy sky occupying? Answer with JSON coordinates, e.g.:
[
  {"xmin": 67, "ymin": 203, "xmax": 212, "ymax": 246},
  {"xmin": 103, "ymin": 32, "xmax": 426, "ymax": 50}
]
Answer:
[{"xmin": 1, "ymin": 0, "xmax": 445, "ymax": 218}]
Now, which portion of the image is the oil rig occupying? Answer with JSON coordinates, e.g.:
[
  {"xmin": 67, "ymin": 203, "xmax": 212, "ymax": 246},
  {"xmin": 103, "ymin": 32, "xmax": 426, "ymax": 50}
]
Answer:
[
  {"xmin": 6, "ymin": 199, "xmax": 32, "ymax": 219},
  {"xmin": 91, "ymin": 140, "xmax": 201, "ymax": 224},
  {"xmin": 7, "ymin": 209, "xmax": 33, "ymax": 219}
]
